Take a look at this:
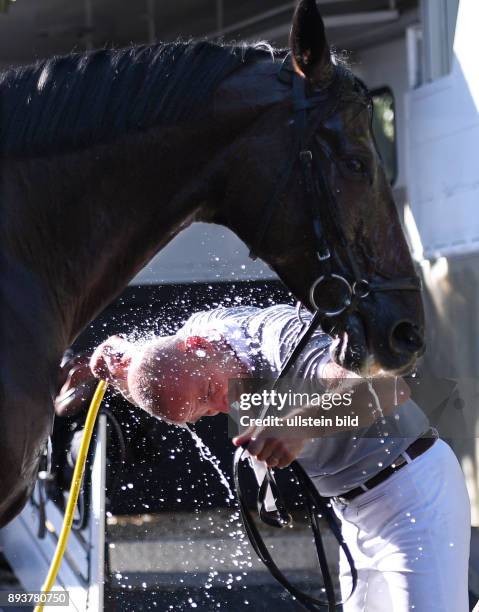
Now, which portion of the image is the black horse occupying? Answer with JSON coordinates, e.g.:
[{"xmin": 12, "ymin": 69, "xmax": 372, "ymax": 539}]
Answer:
[{"xmin": 0, "ymin": 0, "xmax": 424, "ymax": 527}]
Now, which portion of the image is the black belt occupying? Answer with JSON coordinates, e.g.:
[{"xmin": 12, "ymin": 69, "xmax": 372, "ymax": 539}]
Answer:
[{"xmin": 335, "ymin": 428, "xmax": 438, "ymax": 503}]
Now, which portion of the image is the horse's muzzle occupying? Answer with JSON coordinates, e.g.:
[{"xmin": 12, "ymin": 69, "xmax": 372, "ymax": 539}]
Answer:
[{"xmin": 330, "ymin": 312, "xmax": 425, "ymax": 375}]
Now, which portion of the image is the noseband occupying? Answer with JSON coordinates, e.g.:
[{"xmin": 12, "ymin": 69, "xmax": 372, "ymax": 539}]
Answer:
[{"xmin": 250, "ymin": 56, "xmax": 421, "ymax": 337}]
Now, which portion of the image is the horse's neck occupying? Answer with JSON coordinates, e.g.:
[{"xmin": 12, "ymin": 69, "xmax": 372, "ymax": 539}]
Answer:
[
  {"xmin": 5, "ymin": 53, "xmax": 278, "ymax": 349},
  {"xmin": 10, "ymin": 122, "xmax": 231, "ymax": 347}
]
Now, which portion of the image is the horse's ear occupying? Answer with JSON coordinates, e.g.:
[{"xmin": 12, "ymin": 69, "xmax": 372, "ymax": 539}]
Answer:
[{"xmin": 289, "ymin": 0, "xmax": 333, "ymax": 86}]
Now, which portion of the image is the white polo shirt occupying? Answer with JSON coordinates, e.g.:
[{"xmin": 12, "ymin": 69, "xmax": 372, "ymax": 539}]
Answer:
[{"xmin": 180, "ymin": 305, "xmax": 430, "ymax": 496}]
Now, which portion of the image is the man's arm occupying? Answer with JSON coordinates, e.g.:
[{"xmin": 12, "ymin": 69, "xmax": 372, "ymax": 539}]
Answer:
[
  {"xmin": 231, "ymin": 307, "xmax": 411, "ymax": 466},
  {"xmin": 232, "ymin": 368, "xmax": 411, "ymax": 468}
]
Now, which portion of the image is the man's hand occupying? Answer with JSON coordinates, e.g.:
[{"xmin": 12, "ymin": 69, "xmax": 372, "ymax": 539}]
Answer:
[
  {"xmin": 55, "ymin": 353, "xmax": 97, "ymax": 417},
  {"xmin": 90, "ymin": 335, "xmax": 137, "ymax": 404},
  {"xmin": 233, "ymin": 430, "xmax": 308, "ymax": 468}
]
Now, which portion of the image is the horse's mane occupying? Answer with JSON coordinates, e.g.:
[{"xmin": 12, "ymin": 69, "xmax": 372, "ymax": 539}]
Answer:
[{"xmin": 0, "ymin": 40, "xmax": 280, "ymax": 157}]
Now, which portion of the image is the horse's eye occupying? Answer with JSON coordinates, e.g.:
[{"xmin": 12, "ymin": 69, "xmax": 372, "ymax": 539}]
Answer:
[{"xmin": 345, "ymin": 158, "xmax": 366, "ymax": 174}]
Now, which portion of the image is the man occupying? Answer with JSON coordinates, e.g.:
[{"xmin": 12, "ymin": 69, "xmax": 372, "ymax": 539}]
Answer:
[{"xmin": 85, "ymin": 304, "xmax": 469, "ymax": 610}]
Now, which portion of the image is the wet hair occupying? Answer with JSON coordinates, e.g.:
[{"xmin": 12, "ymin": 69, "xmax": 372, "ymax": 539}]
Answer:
[{"xmin": 126, "ymin": 335, "xmax": 192, "ymax": 422}]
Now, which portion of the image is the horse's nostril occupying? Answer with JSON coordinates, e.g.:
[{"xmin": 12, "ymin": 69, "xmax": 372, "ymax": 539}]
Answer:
[{"xmin": 390, "ymin": 321, "xmax": 425, "ymax": 356}]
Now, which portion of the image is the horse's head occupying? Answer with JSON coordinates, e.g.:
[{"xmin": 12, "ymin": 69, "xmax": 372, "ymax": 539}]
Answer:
[{"xmin": 213, "ymin": 0, "xmax": 424, "ymax": 375}]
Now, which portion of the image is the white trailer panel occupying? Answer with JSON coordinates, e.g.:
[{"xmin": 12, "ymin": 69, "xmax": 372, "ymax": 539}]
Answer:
[{"xmin": 406, "ymin": 0, "xmax": 479, "ymax": 258}]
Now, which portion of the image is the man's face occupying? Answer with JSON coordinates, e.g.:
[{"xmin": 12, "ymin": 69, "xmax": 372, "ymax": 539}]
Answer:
[{"xmin": 128, "ymin": 335, "xmax": 246, "ymax": 424}]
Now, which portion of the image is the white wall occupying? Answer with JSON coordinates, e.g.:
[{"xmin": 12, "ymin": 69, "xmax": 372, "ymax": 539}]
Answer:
[
  {"xmin": 406, "ymin": 0, "xmax": 479, "ymax": 258},
  {"xmin": 132, "ymin": 223, "xmax": 275, "ymax": 285}
]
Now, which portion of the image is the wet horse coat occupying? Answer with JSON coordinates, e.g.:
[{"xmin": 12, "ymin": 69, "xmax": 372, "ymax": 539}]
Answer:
[{"xmin": 0, "ymin": 1, "xmax": 424, "ymax": 527}]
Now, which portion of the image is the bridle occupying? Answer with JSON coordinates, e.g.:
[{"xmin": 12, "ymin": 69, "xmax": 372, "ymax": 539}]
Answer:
[
  {"xmin": 249, "ymin": 55, "xmax": 421, "ymax": 356},
  {"xmin": 234, "ymin": 57, "xmax": 423, "ymax": 611}
]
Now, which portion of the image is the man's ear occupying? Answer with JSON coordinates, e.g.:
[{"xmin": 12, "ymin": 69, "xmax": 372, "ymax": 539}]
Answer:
[
  {"xmin": 289, "ymin": 0, "xmax": 334, "ymax": 87},
  {"xmin": 181, "ymin": 336, "xmax": 214, "ymax": 353}
]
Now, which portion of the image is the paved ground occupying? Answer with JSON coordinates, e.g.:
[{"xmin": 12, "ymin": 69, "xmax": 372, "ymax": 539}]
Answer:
[
  {"xmin": 3, "ymin": 512, "xmax": 478, "ymax": 610},
  {"xmin": 0, "ymin": 510, "xmax": 479, "ymax": 612},
  {"xmin": 105, "ymin": 509, "xmax": 341, "ymax": 611}
]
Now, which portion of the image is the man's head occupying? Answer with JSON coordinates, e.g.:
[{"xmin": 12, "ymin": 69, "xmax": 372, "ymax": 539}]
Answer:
[{"xmin": 90, "ymin": 332, "xmax": 247, "ymax": 424}]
